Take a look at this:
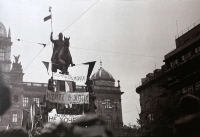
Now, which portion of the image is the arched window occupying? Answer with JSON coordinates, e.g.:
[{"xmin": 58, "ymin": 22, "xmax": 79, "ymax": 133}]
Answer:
[
  {"xmin": 0, "ymin": 48, "xmax": 5, "ymax": 61},
  {"xmin": 106, "ymin": 115, "xmax": 112, "ymax": 125}
]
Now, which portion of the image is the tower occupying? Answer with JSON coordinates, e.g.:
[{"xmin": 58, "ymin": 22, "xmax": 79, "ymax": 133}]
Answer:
[
  {"xmin": 0, "ymin": 22, "xmax": 12, "ymax": 83},
  {"xmin": 91, "ymin": 61, "xmax": 124, "ymax": 130}
]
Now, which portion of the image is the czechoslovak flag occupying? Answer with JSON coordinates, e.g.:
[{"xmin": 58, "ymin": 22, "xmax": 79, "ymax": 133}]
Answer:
[
  {"xmin": 44, "ymin": 15, "xmax": 51, "ymax": 22},
  {"xmin": 44, "ymin": 6, "xmax": 52, "ymax": 22}
]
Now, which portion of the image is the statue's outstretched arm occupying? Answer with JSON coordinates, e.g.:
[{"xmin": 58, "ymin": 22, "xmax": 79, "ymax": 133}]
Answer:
[{"xmin": 50, "ymin": 32, "xmax": 55, "ymax": 43}]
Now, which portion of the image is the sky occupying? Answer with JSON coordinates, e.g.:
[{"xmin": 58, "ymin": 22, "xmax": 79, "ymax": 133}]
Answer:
[{"xmin": 1, "ymin": 0, "xmax": 200, "ymax": 125}]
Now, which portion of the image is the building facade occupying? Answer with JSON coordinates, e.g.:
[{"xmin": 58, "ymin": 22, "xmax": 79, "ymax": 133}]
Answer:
[
  {"xmin": 136, "ymin": 21, "xmax": 200, "ymax": 134},
  {"xmin": 91, "ymin": 63, "xmax": 124, "ymax": 129}
]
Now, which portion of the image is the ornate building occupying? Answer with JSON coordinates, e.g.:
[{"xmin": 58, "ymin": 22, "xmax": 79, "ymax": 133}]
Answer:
[
  {"xmin": 91, "ymin": 62, "xmax": 124, "ymax": 129},
  {"xmin": 0, "ymin": 22, "xmax": 124, "ymax": 131}
]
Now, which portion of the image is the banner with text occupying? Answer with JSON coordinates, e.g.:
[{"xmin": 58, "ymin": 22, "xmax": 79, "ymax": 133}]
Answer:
[
  {"xmin": 46, "ymin": 90, "xmax": 89, "ymax": 104},
  {"xmin": 53, "ymin": 65, "xmax": 89, "ymax": 86},
  {"xmin": 48, "ymin": 113, "xmax": 82, "ymax": 123}
]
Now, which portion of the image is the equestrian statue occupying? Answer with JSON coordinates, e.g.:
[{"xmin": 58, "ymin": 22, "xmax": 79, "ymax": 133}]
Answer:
[{"xmin": 50, "ymin": 32, "xmax": 74, "ymax": 75}]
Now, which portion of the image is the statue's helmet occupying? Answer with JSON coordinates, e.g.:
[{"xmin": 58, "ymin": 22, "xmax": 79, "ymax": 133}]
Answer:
[{"xmin": 58, "ymin": 33, "xmax": 63, "ymax": 40}]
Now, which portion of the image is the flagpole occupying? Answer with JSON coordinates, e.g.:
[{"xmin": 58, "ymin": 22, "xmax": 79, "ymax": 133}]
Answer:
[
  {"xmin": 50, "ymin": 10, "xmax": 53, "ymax": 32},
  {"xmin": 50, "ymin": 6, "xmax": 53, "ymax": 77}
]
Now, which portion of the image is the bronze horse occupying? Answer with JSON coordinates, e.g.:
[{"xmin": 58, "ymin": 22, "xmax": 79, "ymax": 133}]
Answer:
[{"xmin": 52, "ymin": 37, "xmax": 74, "ymax": 75}]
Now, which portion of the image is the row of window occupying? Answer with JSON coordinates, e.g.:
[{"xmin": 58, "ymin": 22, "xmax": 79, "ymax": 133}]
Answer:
[
  {"xmin": 0, "ymin": 48, "xmax": 5, "ymax": 61},
  {"xmin": 140, "ymin": 85, "xmax": 159, "ymax": 98},
  {"xmin": 169, "ymin": 45, "xmax": 200, "ymax": 68},
  {"xmin": 141, "ymin": 81, "xmax": 200, "ymax": 111},
  {"xmin": 0, "ymin": 114, "xmax": 18, "ymax": 123},
  {"xmin": 178, "ymin": 81, "xmax": 200, "ymax": 94},
  {"xmin": 22, "ymin": 97, "xmax": 40, "ymax": 107},
  {"xmin": 96, "ymin": 99, "xmax": 120, "ymax": 109}
]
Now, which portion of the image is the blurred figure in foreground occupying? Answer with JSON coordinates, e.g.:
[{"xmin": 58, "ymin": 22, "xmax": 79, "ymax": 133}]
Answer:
[
  {"xmin": 179, "ymin": 94, "xmax": 200, "ymax": 115},
  {"xmin": 174, "ymin": 114, "xmax": 200, "ymax": 137},
  {"xmin": 0, "ymin": 69, "xmax": 10, "ymax": 116},
  {"xmin": 40, "ymin": 114, "xmax": 114, "ymax": 137},
  {"xmin": 0, "ymin": 68, "xmax": 28, "ymax": 137},
  {"xmin": 174, "ymin": 94, "xmax": 200, "ymax": 137}
]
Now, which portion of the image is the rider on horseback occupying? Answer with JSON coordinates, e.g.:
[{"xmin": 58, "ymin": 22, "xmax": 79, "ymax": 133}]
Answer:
[{"xmin": 50, "ymin": 32, "xmax": 74, "ymax": 74}]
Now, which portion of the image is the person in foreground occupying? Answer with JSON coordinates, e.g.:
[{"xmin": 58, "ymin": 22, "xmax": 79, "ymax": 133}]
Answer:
[
  {"xmin": 174, "ymin": 94, "xmax": 200, "ymax": 137},
  {"xmin": 40, "ymin": 114, "xmax": 114, "ymax": 137}
]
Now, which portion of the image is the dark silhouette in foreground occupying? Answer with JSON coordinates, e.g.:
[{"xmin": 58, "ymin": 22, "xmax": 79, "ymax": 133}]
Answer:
[
  {"xmin": 174, "ymin": 114, "xmax": 200, "ymax": 137},
  {"xmin": 174, "ymin": 94, "xmax": 200, "ymax": 137},
  {"xmin": 179, "ymin": 94, "xmax": 200, "ymax": 115}
]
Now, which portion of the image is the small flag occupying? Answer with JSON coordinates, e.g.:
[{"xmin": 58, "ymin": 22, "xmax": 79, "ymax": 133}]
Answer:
[
  {"xmin": 42, "ymin": 61, "xmax": 49, "ymax": 75},
  {"xmin": 44, "ymin": 15, "xmax": 51, "ymax": 22},
  {"xmin": 21, "ymin": 109, "xmax": 30, "ymax": 130},
  {"xmin": 49, "ymin": 6, "xmax": 52, "ymax": 12},
  {"xmin": 30, "ymin": 102, "xmax": 39, "ymax": 130}
]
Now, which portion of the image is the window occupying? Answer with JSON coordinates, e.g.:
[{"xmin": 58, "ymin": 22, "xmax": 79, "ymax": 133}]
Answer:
[
  {"xmin": 144, "ymin": 88, "xmax": 148, "ymax": 96},
  {"xmin": 182, "ymin": 55, "xmax": 185, "ymax": 61},
  {"xmin": 148, "ymin": 113, "xmax": 154, "ymax": 122},
  {"xmin": 12, "ymin": 114, "xmax": 17, "ymax": 122},
  {"xmin": 195, "ymin": 81, "xmax": 200, "ymax": 91},
  {"xmin": 188, "ymin": 52, "xmax": 191, "ymax": 58},
  {"xmin": 105, "ymin": 99, "xmax": 111, "ymax": 108},
  {"xmin": 175, "ymin": 59, "xmax": 178, "ymax": 65},
  {"xmin": 14, "ymin": 95, "xmax": 18, "ymax": 103},
  {"xmin": 106, "ymin": 115, "xmax": 112, "ymax": 124},
  {"xmin": 188, "ymin": 86, "xmax": 193, "ymax": 94},
  {"xmin": 59, "ymin": 81, "xmax": 65, "ymax": 91},
  {"xmin": 33, "ymin": 98, "xmax": 40, "ymax": 107},
  {"xmin": 23, "ymin": 97, "xmax": 29, "ymax": 107},
  {"xmin": 0, "ymin": 48, "xmax": 5, "ymax": 61},
  {"xmin": 181, "ymin": 87, "xmax": 187, "ymax": 94}
]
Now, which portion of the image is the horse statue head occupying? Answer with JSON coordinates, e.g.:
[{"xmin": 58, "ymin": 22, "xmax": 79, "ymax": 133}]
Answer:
[{"xmin": 64, "ymin": 36, "xmax": 70, "ymax": 48}]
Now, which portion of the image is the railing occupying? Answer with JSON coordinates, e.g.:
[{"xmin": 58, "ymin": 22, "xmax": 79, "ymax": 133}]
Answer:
[
  {"xmin": 23, "ymin": 82, "xmax": 47, "ymax": 87},
  {"xmin": 175, "ymin": 19, "xmax": 200, "ymax": 39}
]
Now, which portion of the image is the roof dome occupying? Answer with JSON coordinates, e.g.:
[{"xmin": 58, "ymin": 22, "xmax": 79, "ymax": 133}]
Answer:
[
  {"xmin": 0, "ymin": 22, "xmax": 7, "ymax": 38},
  {"xmin": 91, "ymin": 67, "xmax": 115, "ymax": 82}
]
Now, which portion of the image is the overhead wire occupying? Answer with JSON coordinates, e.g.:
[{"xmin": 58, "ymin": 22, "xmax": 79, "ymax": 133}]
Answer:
[
  {"xmin": 9, "ymin": 37, "xmax": 163, "ymax": 59},
  {"xmin": 10, "ymin": 0, "xmax": 100, "ymax": 83},
  {"xmin": 9, "ymin": 0, "xmax": 163, "ymax": 83}
]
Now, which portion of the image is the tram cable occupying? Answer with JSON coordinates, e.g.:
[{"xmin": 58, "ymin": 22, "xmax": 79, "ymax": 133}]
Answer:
[{"xmin": 8, "ymin": 0, "xmax": 163, "ymax": 83}]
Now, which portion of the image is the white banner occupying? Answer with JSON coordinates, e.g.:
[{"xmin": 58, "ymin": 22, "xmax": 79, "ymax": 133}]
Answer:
[
  {"xmin": 48, "ymin": 113, "xmax": 82, "ymax": 123},
  {"xmin": 46, "ymin": 90, "xmax": 89, "ymax": 104},
  {"xmin": 52, "ymin": 65, "xmax": 89, "ymax": 86}
]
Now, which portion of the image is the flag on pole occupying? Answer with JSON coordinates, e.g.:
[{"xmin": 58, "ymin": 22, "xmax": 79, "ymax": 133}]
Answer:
[
  {"xmin": 44, "ymin": 15, "xmax": 51, "ymax": 22},
  {"xmin": 30, "ymin": 102, "xmax": 39, "ymax": 130},
  {"xmin": 21, "ymin": 109, "xmax": 30, "ymax": 130},
  {"xmin": 42, "ymin": 61, "xmax": 49, "ymax": 75},
  {"xmin": 49, "ymin": 6, "xmax": 52, "ymax": 12}
]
